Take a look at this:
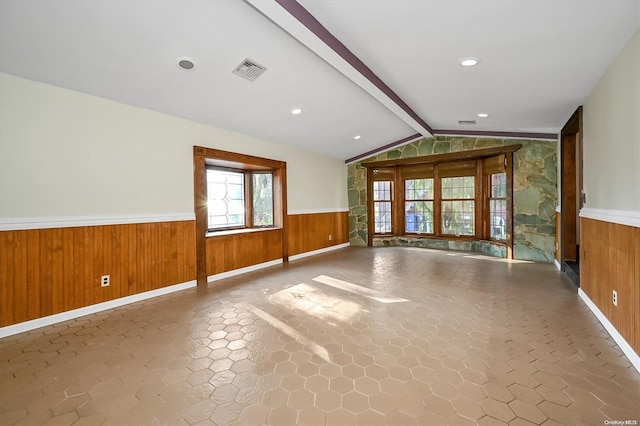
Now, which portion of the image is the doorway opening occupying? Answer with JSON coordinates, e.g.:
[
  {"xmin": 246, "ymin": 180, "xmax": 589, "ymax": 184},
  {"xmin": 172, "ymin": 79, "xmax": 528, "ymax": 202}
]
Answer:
[{"xmin": 560, "ymin": 106, "xmax": 583, "ymax": 286}]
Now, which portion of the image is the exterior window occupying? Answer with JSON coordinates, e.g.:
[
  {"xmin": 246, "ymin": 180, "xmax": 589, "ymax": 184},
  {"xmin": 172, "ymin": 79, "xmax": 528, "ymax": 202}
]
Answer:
[
  {"xmin": 441, "ymin": 176, "xmax": 475, "ymax": 236},
  {"xmin": 207, "ymin": 169, "xmax": 245, "ymax": 229},
  {"xmin": 405, "ymin": 178, "xmax": 434, "ymax": 233},
  {"xmin": 373, "ymin": 181, "xmax": 392, "ymax": 234},
  {"xmin": 489, "ymin": 173, "xmax": 507, "ymax": 240},
  {"xmin": 253, "ymin": 173, "xmax": 274, "ymax": 226},
  {"xmin": 206, "ymin": 168, "xmax": 274, "ymax": 231}
]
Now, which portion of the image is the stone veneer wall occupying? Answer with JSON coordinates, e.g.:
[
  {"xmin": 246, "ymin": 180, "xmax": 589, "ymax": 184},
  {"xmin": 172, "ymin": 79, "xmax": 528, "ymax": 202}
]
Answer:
[{"xmin": 347, "ymin": 136, "xmax": 558, "ymax": 262}]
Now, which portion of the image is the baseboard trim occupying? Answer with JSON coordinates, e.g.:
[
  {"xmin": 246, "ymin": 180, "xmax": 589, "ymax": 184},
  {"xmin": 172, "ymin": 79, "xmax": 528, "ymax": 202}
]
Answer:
[
  {"xmin": 579, "ymin": 208, "xmax": 640, "ymax": 228},
  {"xmin": 554, "ymin": 259, "xmax": 561, "ymax": 271},
  {"xmin": 0, "ymin": 213, "xmax": 196, "ymax": 231},
  {"xmin": 0, "ymin": 280, "xmax": 197, "ymax": 338},
  {"xmin": 578, "ymin": 288, "xmax": 640, "ymax": 373},
  {"xmin": 289, "ymin": 243, "xmax": 350, "ymax": 261},
  {"xmin": 207, "ymin": 259, "xmax": 283, "ymax": 283}
]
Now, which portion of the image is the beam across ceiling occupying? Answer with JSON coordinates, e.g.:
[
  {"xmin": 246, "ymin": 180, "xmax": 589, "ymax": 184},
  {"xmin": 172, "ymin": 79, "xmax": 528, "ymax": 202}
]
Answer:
[
  {"xmin": 246, "ymin": 0, "xmax": 433, "ymax": 138},
  {"xmin": 247, "ymin": 0, "xmax": 559, "ymax": 163}
]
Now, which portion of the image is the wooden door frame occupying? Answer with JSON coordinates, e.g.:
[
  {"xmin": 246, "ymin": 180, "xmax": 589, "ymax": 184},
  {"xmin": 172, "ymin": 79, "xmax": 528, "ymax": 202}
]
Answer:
[{"xmin": 560, "ymin": 106, "xmax": 582, "ymax": 283}]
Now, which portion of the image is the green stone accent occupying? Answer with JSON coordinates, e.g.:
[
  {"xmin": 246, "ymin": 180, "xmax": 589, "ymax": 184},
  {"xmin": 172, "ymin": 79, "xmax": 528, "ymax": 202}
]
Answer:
[
  {"xmin": 515, "ymin": 187, "xmax": 543, "ymax": 215},
  {"xmin": 433, "ymin": 141, "xmax": 449, "ymax": 154},
  {"xmin": 346, "ymin": 136, "xmax": 558, "ymax": 262},
  {"xmin": 462, "ymin": 138, "xmax": 477, "ymax": 150},
  {"xmin": 417, "ymin": 139, "xmax": 435, "ymax": 155},
  {"xmin": 387, "ymin": 149, "xmax": 401, "ymax": 159},
  {"xmin": 402, "ymin": 144, "xmax": 417, "ymax": 158},
  {"xmin": 348, "ymin": 189, "xmax": 361, "ymax": 206}
]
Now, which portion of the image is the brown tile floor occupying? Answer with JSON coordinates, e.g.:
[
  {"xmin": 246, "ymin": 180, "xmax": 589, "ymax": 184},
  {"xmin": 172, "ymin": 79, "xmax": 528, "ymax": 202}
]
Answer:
[{"xmin": 1, "ymin": 247, "xmax": 639, "ymax": 426}]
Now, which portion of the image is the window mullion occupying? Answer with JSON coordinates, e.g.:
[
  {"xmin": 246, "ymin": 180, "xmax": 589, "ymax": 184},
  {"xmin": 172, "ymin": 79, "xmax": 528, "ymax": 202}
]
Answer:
[
  {"xmin": 475, "ymin": 160, "xmax": 483, "ymax": 239},
  {"xmin": 245, "ymin": 171, "xmax": 253, "ymax": 228},
  {"xmin": 434, "ymin": 165, "xmax": 441, "ymax": 237},
  {"xmin": 393, "ymin": 167, "xmax": 402, "ymax": 236}
]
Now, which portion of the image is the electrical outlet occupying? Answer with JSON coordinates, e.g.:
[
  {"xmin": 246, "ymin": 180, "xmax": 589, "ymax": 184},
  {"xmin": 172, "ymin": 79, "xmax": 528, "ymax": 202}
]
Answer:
[
  {"xmin": 329, "ymin": 234, "xmax": 333, "ymax": 241},
  {"xmin": 612, "ymin": 290, "xmax": 617, "ymax": 306},
  {"xmin": 101, "ymin": 275, "xmax": 110, "ymax": 287}
]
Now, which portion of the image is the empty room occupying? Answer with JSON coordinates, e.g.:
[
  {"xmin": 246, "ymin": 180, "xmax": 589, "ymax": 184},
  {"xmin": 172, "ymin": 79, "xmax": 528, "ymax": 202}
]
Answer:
[{"xmin": 1, "ymin": 1, "xmax": 639, "ymax": 425}]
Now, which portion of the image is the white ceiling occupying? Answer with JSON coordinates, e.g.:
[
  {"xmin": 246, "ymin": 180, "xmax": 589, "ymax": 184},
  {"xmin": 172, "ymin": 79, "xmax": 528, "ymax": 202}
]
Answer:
[{"xmin": 1, "ymin": 0, "xmax": 638, "ymax": 161}]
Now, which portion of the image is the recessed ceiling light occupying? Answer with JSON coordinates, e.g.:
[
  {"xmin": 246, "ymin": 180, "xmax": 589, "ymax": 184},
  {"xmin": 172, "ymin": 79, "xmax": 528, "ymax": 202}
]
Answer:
[
  {"xmin": 290, "ymin": 108, "xmax": 302, "ymax": 115},
  {"xmin": 353, "ymin": 135, "xmax": 361, "ymax": 140},
  {"xmin": 177, "ymin": 57, "xmax": 196, "ymax": 70},
  {"xmin": 459, "ymin": 57, "xmax": 479, "ymax": 67},
  {"xmin": 477, "ymin": 113, "xmax": 490, "ymax": 118}
]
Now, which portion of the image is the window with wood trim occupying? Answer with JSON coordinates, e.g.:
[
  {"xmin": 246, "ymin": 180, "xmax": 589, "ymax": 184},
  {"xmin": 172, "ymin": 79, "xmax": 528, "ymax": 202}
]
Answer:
[
  {"xmin": 206, "ymin": 168, "xmax": 274, "ymax": 230},
  {"xmin": 488, "ymin": 173, "xmax": 507, "ymax": 240},
  {"xmin": 405, "ymin": 178, "xmax": 434, "ymax": 234},
  {"xmin": 373, "ymin": 180, "xmax": 393, "ymax": 234},
  {"xmin": 193, "ymin": 146, "xmax": 287, "ymax": 285},
  {"xmin": 441, "ymin": 176, "xmax": 475, "ymax": 236},
  {"xmin": 364, "ymin": 146, "xmax": 519, "ymax": 253}
]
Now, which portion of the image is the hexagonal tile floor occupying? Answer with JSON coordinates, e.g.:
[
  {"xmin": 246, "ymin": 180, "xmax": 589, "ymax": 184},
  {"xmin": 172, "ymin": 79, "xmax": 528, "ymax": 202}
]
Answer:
[{"xmin": 1, "ymin": 247, "xmax": 639, "ymax": 425}]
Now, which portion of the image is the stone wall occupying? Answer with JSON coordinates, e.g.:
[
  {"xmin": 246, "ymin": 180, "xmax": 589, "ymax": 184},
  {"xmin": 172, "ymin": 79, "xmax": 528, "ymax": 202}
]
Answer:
[{"xmin": 347, "ymin": 136, "xmax": 558, "ymax": 262}]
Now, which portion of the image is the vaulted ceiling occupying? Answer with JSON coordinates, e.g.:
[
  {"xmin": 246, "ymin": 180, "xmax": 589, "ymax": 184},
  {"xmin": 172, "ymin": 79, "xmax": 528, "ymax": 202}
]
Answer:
[{"xmin": 1, "ymin": 0, "xmax": 638, "ymax": 161}]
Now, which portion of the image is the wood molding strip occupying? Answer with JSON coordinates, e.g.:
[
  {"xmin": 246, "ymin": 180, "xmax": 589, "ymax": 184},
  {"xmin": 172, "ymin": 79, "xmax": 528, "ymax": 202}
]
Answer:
[
  {"xmin": 580, "ymin": 207, "xmax": 640, "ymax": 228},
  {"xmin": 0, "ymin": 214, "xmax": 196, "ymax": 231},
  {"xmin": 361, "ymin": 145, "xmax": 523, "ymax": 168}
]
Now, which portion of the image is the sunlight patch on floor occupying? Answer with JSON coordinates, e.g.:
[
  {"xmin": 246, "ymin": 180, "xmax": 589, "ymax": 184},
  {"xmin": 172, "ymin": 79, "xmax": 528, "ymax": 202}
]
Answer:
[
  {"xmin": 312, "ymin": 275, "xmax": 409, "ymax": 304},
  {"xmin": 247, "ymin": 304, "xmax": 331, "ymax": 362},
  {"xmin": 269, "ymin": 283, "xmax": 361, "ymax": 322}
]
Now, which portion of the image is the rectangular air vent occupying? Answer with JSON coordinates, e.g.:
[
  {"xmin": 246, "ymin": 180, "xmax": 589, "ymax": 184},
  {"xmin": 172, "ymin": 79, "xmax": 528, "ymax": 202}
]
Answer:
[
  {"xmin": 232, "ymin": 58, "xmax": 266, "ymax": 81},
  {"xmin": 458, "ymin": 120, "xmax": 476, "ymax": 125}
]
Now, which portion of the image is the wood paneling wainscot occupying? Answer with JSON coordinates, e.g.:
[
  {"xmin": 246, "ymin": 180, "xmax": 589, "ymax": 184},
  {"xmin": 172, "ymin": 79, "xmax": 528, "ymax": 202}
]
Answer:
[
  {"xmin": 287, "ymin": 211, "xmax": 349, "ymax": 256},
  {"xmin": 206, "ymin": 228, "xmax": 283, "ymax": 276},
  {"xmin": 581, "ymin": 217, "xmax": 639, "ymax": 353},
  {"xmin": 0, "ymin": 221, "xmax": 196, "ymax": 327}
]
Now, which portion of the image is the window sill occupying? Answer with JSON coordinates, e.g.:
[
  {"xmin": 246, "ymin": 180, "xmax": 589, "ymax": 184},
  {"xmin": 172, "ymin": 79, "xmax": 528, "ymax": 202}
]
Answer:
[{"xmin": 206, "ymin": 227, "xmax": 281, "ymax": 238}]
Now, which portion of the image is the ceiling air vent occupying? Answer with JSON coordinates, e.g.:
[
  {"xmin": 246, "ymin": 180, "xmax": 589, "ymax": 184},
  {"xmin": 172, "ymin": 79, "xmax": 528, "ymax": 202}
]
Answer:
[
  {"xmin": 458, "ymin": 120, "xmax": 476, "ymax": 125},
  {"xmin": 232, "ymin": 58, "xmax": 266, "ymax": 81}
]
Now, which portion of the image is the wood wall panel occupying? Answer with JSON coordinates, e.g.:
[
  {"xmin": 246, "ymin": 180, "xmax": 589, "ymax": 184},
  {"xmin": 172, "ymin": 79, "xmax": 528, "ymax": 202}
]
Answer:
[
  {"xmin": 206, "ymin": 229, "xmax": 283, "ymax": 276},
  {"xmin": 287, "ymin": 212, "xmax": 350, "ymax": 256},
  {"xmin": 0, "ymin": 220, "xmax": 196, "ymax": 327},
  {"xmin": 581, "ymin": 217, "xmax": 638, "ymax": 353}
]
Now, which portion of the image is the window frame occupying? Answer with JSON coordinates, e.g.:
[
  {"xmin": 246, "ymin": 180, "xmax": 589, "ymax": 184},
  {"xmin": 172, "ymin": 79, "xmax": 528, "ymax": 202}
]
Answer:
[
  {"xmin": 404, "ymin": 177, "xmax": 435, "ymax": 235},
  {"xmin": 372, "ymin": 180, "xmax": 393, "ymax": 235},
  {"xmin": 205, "ymin": 166, "xmax": 275, "ymax": 232},
  {"xmin": 486, "ymin": 172, "xmax": 508, "ymax": 242},
  {"xmin": 193, "ymin": 146, "xmax": 287, "ymax": 285},
  {"xmin": 364, "ymin": 145, "xmax": 519, "ymax": 258},
  {"xmin": 440, "ymin": 176, "xmax": 476, "ymax": 237}
]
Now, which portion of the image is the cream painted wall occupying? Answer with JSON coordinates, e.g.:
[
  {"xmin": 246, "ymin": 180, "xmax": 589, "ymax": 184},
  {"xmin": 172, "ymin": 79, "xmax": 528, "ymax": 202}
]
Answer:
[
  {"xmin": 0, "ymin": 73, "xmax": 347, "ymax": 219},
  {"xmin": 583, "ymin": 29, "xmax": 640, "ymax": 212}
]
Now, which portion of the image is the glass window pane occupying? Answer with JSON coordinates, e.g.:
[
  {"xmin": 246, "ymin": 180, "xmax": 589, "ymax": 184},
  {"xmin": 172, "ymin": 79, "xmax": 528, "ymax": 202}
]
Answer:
[
  {"xmin": 491, "ymin": 173, "xmax": 507, "ymax": 198},
  {"xmin": 405, "ymin": 178, "xmax": 433, "ymax": 200},
  {"xmin": 442, "ymin": 177, "xmax": 475, "ymax": 199},
  {"xmin": 206, "ymin": 169, "xmax": 245, "ymax": 229},
  {"xmin": 253, "ymin": 173, "xmax": 274, "ymax": 226},
  {"xmin": 405, "ymin": 201, "xmax": 434, "ymax": 233},
  {"xmin": 490, "ymin": 199, "xmax": 507, "ymax": 240},
  {"xmin": 442, "ymin": 200, "xmax": 475, "ymax": 235},
  {"xmin": 373, "ymin": 181, "xmax": 392, "ymax": 201},
  {"xmin": 374, "ymin": 201, "xmax": 392, "ymax": 233}
]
